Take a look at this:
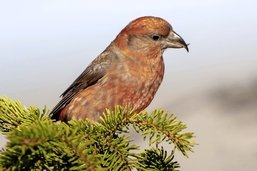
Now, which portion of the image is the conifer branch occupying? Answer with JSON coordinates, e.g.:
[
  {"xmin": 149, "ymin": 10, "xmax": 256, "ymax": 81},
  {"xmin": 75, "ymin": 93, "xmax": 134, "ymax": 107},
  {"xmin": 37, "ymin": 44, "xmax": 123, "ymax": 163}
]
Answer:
[
  {"xmin": 130, "ymin": 109, "xmax": 195, "ymax": 157},
  {"xmin": 136, "ymin": 147, "xmax": 180, "ymax": 171},
  {"xmin": 0, "ymin": 97, "xmax": 196, "ymax": 170},
  {"xmin": 0, "ymin": 97, "xmax": 49, "ymax": 133}
]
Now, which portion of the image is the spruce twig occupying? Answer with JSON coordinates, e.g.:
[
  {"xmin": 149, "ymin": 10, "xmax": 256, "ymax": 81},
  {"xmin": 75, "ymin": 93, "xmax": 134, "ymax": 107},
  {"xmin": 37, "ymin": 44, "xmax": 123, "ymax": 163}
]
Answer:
[{"xmin": 0, "ymin": 97, "xmax": 196, "ymax": 170}]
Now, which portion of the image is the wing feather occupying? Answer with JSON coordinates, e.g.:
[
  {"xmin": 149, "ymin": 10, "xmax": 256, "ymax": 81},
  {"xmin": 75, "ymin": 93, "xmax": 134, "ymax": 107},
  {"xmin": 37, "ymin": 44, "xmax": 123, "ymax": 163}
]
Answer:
[{"xmin": 51, "ymin": 50, "xmax": 118, "ymax": 119}]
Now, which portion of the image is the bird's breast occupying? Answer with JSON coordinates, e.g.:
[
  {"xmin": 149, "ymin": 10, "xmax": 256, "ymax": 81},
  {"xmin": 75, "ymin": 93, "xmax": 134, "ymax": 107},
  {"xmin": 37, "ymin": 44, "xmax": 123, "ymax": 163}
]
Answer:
[
  {"xmin": 107, "ymin": 55, "xmax": 165, "ymax": 112},
  {"xmin": 64, "ymin": 55, "xmax": 164, "ymax": 120}
]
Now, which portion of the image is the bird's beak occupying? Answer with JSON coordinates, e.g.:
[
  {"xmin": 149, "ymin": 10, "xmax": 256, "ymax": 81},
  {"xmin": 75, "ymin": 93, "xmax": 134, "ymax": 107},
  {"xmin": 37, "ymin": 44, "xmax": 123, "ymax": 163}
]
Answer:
[{"xmin": 166, "ymin": 30, "xmax": 189, "ymax": 52}]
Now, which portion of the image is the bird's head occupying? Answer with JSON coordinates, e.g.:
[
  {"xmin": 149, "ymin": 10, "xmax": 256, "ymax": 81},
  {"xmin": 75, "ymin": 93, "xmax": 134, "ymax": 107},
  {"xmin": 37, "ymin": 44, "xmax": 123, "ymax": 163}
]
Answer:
[{"xmin": 113, "ymin": 16, "xmax": 189, "ymax": 57}]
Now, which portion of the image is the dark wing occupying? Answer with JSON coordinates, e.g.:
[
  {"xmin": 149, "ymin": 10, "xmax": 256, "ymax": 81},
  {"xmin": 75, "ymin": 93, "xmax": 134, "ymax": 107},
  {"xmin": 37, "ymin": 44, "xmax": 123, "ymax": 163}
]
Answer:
[{"xmin": 51, "ymin": 50, "xmax": 117, "ymax": 118}]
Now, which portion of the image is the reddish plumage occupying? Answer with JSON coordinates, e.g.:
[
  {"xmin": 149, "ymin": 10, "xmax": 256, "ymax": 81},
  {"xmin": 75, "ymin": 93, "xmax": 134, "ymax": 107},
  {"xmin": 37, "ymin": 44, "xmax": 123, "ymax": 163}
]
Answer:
[{"xmin": 51, "ymin": 16, "xmax": 188, "ymax": 121}]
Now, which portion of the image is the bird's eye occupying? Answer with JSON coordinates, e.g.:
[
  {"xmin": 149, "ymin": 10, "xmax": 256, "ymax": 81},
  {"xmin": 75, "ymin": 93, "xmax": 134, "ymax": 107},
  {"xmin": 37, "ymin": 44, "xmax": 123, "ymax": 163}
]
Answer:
[{"xmin": 152, "ymin": 35, "xmax": 160, "ymax": 41}]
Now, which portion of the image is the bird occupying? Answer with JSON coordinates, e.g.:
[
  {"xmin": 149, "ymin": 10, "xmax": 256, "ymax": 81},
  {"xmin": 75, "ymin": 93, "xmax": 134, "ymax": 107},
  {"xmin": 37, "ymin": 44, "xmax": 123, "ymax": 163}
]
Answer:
[{"xmin": 51, "ymin": 16, "xmax": 188, "ymax": 122}]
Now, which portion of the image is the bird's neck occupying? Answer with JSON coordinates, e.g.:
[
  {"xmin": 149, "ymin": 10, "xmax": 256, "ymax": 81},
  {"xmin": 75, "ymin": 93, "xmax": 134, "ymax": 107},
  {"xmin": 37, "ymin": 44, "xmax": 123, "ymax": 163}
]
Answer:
[{"xmin": 108, "ymin": 43, "xmax": 164, "ymax": 79}]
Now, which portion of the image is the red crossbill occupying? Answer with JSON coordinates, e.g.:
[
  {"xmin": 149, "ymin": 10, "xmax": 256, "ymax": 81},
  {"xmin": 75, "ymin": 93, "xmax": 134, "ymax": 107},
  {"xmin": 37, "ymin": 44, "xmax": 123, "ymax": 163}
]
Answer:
[{"xmin": 51, "ymin": 16, "xmax": 188, "ymax": 121}]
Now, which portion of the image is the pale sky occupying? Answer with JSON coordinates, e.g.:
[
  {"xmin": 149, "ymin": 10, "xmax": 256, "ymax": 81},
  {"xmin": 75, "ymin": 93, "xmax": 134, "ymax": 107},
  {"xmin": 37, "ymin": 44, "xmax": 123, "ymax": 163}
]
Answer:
[
  {"xmin": 1, "ymin": 0, "xmax": 257, "ymax": 106},
  {"xmin": 0, "ymin": 1, "xmax": 257, "ymax": 170}
]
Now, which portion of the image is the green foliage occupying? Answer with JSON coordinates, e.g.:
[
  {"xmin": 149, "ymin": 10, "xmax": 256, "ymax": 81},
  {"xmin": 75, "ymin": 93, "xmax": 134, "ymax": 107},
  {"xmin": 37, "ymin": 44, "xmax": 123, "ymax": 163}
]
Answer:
[
  {"xmin": 137, "ymin": 147, "xmax": 179, "ymax": 171},
  {"xmin": 0, "ymin": 97, "xmax": 49, "ymax": 132},
  {"xmin": 0, "ymin": 97, "xmax": 196, "ymax": 170}
]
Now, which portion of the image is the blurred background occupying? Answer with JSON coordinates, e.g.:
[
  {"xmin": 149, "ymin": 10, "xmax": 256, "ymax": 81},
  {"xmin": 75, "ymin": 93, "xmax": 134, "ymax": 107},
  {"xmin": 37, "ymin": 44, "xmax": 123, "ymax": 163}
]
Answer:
[{"xmin": 0, "ymin": 0, "xmax": 257, "ymax": 170}]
